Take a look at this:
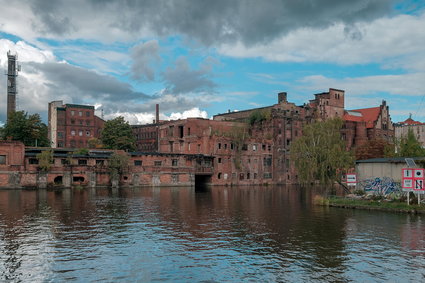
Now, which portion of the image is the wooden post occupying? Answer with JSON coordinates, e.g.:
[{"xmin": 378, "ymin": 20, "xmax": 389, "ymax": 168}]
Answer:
[{"xmin": 407, "ymin": 192, "xmax": 410, "ymax": 205}]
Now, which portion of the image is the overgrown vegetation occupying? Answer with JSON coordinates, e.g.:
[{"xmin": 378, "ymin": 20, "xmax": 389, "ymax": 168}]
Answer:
[
  {"xmin": 108, "ymin": 152, "xmax": 129, "ymax": 180},
  {"xmin": 318, "ymin": 196, "xmax": 425, "ymax": 213},
  {"xmin": 36, "ymin": 150, "xmax": 54, "ymax": 171},
  {"xmin": 248, "ymin": 109, "xmax": 271, "ymax": 125},
  {"xmin": 2, "ymin": 111, "xmax": 49, "ymax": 147},
  {"xmin": 73, "ymin": 148, "xmax": 89, "ymax": 155},
  {"xmin": 290, "ymin": 118, "xmax": 354, "ymax": 185}
]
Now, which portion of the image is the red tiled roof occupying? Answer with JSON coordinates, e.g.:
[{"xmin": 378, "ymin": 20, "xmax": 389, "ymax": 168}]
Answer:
[
  {"xmin": 343, "ymin": 107, "xmax": 381, "ymax": 128},
  {"xmin": 400, "ymin": 118, "xmax": 423, "ymax": 125}
]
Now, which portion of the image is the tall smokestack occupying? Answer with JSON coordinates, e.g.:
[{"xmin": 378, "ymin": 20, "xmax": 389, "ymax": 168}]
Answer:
[
  {"xmin": 7, "ymin": 51, "xmax": 19, "ymax": 120},
  {"xmin": 155, "ymin": 104, "xmax": 159, "ymax": 124}
]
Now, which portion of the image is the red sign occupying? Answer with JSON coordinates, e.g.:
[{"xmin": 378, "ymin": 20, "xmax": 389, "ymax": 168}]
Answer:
[{"xmin": 402, "ymin": 168, "xmax": 425, "ymax": 191}]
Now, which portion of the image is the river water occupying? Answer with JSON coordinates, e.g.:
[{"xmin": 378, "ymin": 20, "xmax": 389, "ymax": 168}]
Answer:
[{"xmin": 0, "ymin": 186, "xmax": 424, "ymax": 282}]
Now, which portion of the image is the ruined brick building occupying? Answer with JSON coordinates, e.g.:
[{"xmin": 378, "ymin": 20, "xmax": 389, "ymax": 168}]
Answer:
[
  {"xmin": 48, "ymin": 101, "xmax": 105, "ymax": 148},
  {"xmin": 132, "ymin": 88, "xmax": 394, "ymax": 185}
]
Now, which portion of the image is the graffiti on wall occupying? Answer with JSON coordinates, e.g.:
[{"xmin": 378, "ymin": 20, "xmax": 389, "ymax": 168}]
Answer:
[{"xmin": 359, "ymin": 177, "xmax": 401, "ymax": 195}]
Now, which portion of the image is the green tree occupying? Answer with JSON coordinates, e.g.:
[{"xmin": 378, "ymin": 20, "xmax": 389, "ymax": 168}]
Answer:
[
  {"xmin": 2, "ymin": 111, "xmax": 49, "ymax": 147},
  {"xmin": 396, "ymin": 128, "xmax": 425, "ymax": 157},
  {"xmin": 290, "ymin": 118, "xmax": 354, "ymax": 185},
  {"xmin": 36, "ymin": 149, "xmax": 54, "ymax": 171},
  {"xmin": 101, "ymin": 116, "xmax": 136, "ymax": 151},
  {"xmin": 108, "ymin": 152, "xmax": 130, "ymax": 180}
]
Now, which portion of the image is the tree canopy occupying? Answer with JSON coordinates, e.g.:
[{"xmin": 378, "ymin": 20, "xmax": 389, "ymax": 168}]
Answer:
[
  {"xmin": 394, "ymin": 128, "xmax": 425, "ymax": 157},
  {"xmin": 2, "ymin": 111, "xmax": 49, "ymax": 147},
  {"xmin": 100, "ymin": 116, "xmax": 136, "ymax": 151},
  {"xmin": 290, "ymin": 118, "xmax": 354, "ymax": 185}
]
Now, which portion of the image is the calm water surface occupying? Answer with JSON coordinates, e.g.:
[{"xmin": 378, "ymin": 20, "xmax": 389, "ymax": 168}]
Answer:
[{"xmin": 1, "ymin": 186, "xmax": 424, "ymax": 282}]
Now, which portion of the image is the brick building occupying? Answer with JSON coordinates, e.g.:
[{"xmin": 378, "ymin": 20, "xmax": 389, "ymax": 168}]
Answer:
[
  {"xmin": 48, "ymin": 101, "xmax": 105, "ymax": 148},
  {"xmin": 342, "ymin": 100, "xmax": 394, "ymax": 149},
  {"xmin": 0, "ymin": 140, "xmax": 213, "ymax": 188},
  {"xmin": 157, "ymin": 118, "xmax": 274, "ymax": 185}
]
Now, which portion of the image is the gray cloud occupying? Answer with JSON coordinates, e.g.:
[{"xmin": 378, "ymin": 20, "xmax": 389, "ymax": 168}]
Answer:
[
  {"xmin": 30, "ymin": 0, "xmax": 75, "ymax": 35},
  {"xmin": 25, "ymin": 0, "xmax": 392, "ymax": 46},
  {"xmin": 28, "ymin": 62, "xmax": 150, "ymax": 102},
  {"xmin": 130, "ymin": 40, "xmax": 160, "ymax": 81},
  {"xmin": 163, "ymin": 56, "xmax": 216, "ymax": 94}
]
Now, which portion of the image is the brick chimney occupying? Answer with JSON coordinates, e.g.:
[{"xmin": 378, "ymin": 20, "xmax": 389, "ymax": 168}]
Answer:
[{"xmin": 155, "ymin": 104, "xmax": 159, "ymax": 124}]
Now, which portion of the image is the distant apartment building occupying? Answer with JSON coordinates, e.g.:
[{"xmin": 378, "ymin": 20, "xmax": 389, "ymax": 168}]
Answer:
[
  {"xmin": 48, "ymin": 101, "xmax": 105, "ymax": 148},
  {"xmin": 394, "ymin": 116, "xmax": 425, "ymax": 145}
]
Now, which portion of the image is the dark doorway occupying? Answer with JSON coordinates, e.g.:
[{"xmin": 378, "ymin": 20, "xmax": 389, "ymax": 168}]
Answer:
[
  {"xmin": 195, "ymin": 174, "xmax": 212, "ymax": 191},
  {"xmin": 54, "ymin": 176, "xmax": 63, "ymax": 184}
]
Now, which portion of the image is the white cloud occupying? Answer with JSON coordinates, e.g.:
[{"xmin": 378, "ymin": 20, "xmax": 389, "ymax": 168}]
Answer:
[
  {"xmin": 218, "ymin": 13, "xmax": 425, "ymax": 70},
  {"xmin": 105, "ymin": 107, "xmax": 208, "ymax": 125},
  {"xmin": 168, "ymin": 107, "xmax": 208, "ymax": 120},
  {"xmin": 297, "ymin": 73, "xmax": 425, "ymax": 96}
]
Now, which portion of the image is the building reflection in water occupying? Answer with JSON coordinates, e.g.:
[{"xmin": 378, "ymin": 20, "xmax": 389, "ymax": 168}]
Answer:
[{"xmin": 0, "ymin": 186, "xmax": 424, "ymax": 282}]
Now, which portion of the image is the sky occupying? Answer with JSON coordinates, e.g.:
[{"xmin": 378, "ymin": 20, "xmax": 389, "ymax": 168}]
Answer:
[{"xmin": 0, "ymin": 0, "xmax": 424, "ymax": 125}]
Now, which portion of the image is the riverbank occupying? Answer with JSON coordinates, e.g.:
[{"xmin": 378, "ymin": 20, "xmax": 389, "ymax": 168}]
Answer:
[{"xmin": 315, "ymin": 196, "xmax": 425, "ymax": 214}]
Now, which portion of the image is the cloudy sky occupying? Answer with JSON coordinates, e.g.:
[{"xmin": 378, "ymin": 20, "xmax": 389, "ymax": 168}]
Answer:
[{"xmin": 0, "ymin": 0, "xmax": 424, "ymax": 125}]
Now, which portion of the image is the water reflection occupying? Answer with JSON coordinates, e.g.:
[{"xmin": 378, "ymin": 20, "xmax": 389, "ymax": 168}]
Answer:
[{"xmin": 0, "ymin": 186, "xmax": 424, "ymax": 282}]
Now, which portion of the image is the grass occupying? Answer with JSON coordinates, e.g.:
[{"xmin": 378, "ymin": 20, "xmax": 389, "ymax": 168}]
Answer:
[{"xmin": 314, "ymin": 195, "xmax": 425, "ymax": 214}]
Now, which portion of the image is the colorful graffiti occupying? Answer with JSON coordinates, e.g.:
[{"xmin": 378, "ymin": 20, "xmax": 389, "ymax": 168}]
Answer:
[{"xmin": 359, "ymin": 177, "xmax": 401, "ymax": 195}]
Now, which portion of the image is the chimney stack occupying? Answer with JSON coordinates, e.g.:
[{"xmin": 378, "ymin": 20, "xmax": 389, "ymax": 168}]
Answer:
[{"xmin": 155, "ymin": 104, "xmax": 159, "ymax": 124}]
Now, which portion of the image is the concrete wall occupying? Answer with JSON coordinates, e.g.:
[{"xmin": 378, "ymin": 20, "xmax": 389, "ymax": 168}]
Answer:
[{"xmin": 356, "ymin": 162, "xmax": 404, "ymax": 183}]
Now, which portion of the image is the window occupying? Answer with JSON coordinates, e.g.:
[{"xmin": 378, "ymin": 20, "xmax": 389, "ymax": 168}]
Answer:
[
  {"xmin": 71, "ymin": 119, "xmax": 75, "ymax": 124},
  {"xmin": 61, "ymin": 159, "xmax": 69, "ymax": 165},
  {"xmin": 71, "ymin": 110, "xmax": 75, "ymax": 116},
  {"xmin": 254, "ymin": 173, "xmax": 257, "ymax": 179},
  {"xmin": 247, "ymin": 173, "xmax": 250, "ymax": 179},
  {"xmin": 231, "ymin": 143, "xmax": 234, "ymax": 150},
  {"xmin": 134, "ymin": 160, "xmax": 142, "ymax": 166},
  {"xmin": 154, "ymin": 161, "xmax": 162, "ymax": 166},
  {"xmin": 57, "ymin": 132, "xmax": 63, "ymax": 138},
  {"xmin": 252, "ymin": 144, "xmax": 257, "ymax": 151},
  {"xmin": 218, "ymin": 158, "xmax": 222, "ymax": 163},
  {"xmin": 58, "ymin": 141, "xmax": 64, "ymax": 147},
  {"xmin": 239, "ymin": 173, "xmax": 244, "ymax": 180},
  {"xmin": 29, "ymin": 158, "xmax": 39, "ymax": 165},
  {"xmin": 86, "ymin": 131, "xmax": 90, "ymax": 137},
  {"xmin": 79, "ymin": 130, "xmax": 83, "ymax": 136},
  {"xmin": 86, "ymin": 111, "xmax": 90, "ymax": 117},
  {"xmin": 218, "ymin": 143, "xmax": 221, "ymax": 149},
  {"xmin": 264, "ymin": 172, "xmax": 272, "ymax": 179},
  {"xmin": 70, "ymin": 140, "xmax": 76, "ymax": 147},
  {"xmin": 187, "ymin": 127, "xmax": 191, "ymax": 135},
  {"xmin": 178, "ymin": 125, "xmax": 184, "ymax": 138},
  {"xmin": 0, "ymin": 155, "xmax": 6, "ymax": 164},
  {"xmin": 224, "ymin": 144, "xmax": 227, "ymax": 149},
  {"xmin": 242, "ymin": 144, "xmax": 248, "ymax": 151},
  {"xmin": 78, "ymin": 111, "xmax": 82, "ymax": 116},
  {"xmin": 218, "ymin": 173, "xmax": 222, "ymax": 179},
  {"xmin": 79, "ymin": 120, "xmax": 83, "ymax": 125},
  {"xmin": 78, "ymin": 159, "xmax": 87, "ymax": 165},
  {"xmin": 71, "ymin": 130, "xmax": 76, "ymax": 136},
  {"xmin": 86, "ymin": 121, "xmax": 91, "ymax": 126},
  {"xmin": 172, "ymin": 159, "xmax": 178, "ymax": 166},
  {"xmin": 264, "ymin": 156, "xmax": 272, "ymax": 166}
]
